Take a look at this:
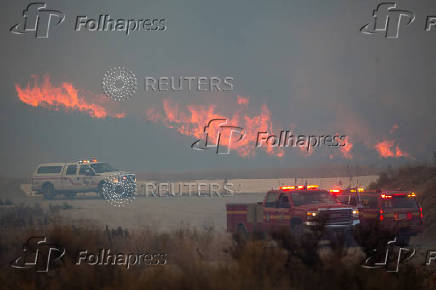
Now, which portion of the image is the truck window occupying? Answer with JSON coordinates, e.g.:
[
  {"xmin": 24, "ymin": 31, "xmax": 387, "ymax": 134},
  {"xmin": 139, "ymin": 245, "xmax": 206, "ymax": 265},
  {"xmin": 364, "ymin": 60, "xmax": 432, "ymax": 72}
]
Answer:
[
  {"xmin": 337, "ymin": 194, "xmax": 351, "ymax": 204},
  {"xmin": 265, "ymin": 192, "xmax": 279, "ymax": 208},
  {"xmin": 37, "ymin": 166, "xmax": 62, "ymax": 174},
  {"xmin": 360, "ymin": 195, "xmax": 378, "ymax": 209},
  {"xmin": 66, "ymin": 165, "xmax": 77, "ymax": 175},
  {"xmin": 90, "ymin": 163, "xmax": 116, "ymax": 173},
  {"xmin": 382, "ymin": 196, "xmax": 418, "ymax": 209},
  {"xmin": 291, "ymin": 191, "xmax": 336, "ymax": 206},
  {"xmin": 79, "ymin": 165, "xmax": 92, "ymax": 175},
  {"xmin": 278, "ymin": 195, "xmax": 290, "ymax": 208}
]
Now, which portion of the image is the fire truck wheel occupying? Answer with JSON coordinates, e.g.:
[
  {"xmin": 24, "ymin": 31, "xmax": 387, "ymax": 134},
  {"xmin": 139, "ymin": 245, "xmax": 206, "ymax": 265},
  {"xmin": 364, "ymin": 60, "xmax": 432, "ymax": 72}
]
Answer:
[
  {"xmin": 291, "ymin": 222, "xmax": 304, "ymax": 239},
  {"xmin": 236, "ymin": 224, "xmax": 248, "ymax": 241}
]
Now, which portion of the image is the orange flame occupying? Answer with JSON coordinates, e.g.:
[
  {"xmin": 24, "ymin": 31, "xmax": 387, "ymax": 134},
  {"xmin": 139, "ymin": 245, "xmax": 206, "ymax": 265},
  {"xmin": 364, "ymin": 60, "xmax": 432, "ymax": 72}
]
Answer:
[
  {"xmin": 237, "ymin": 95, "xmax": 249, "ymax": 105},
  {"xmin": 374, "ymin": 140, "xmax": 409, "ymax": 158},
  {"xmin": 340, "ymin": 136, "xmax": 353, "ymax": 159},
  {"xmin": 15, "ymin": 75, "xmax": 124, "ymax": 119},
  {"xmin": 146, "ymin": 99, "xmax": 283, "ymax": 157}
]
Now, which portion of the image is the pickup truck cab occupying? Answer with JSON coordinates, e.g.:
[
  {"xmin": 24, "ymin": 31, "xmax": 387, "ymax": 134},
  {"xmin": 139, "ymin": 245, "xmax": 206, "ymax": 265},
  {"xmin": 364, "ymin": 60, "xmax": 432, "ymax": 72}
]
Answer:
[
  {"xmin": 226, "ymin": 185, "xmax": 359, "ymax": 239},
  {"xmin": 31, "ymin": 159, "xmax": 136, "ymax": 199},
  {"xmin": 336, "ymin": 189, "xmax": 423, "ymax": 245}
]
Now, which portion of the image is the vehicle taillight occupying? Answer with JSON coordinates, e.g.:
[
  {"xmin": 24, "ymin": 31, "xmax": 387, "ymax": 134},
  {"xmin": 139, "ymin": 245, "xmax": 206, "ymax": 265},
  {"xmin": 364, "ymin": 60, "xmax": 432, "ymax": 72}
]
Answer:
[
  {"xmin": 379, "ymin": 209, "xmax": 384, "ymax": 221},
  {"xmin": 420, "ymin": 207, "xmax": 423, "ymax": 219},
  {"xmin": 329, "ymin": 189, "xmax": 342, "ymax": 194}
]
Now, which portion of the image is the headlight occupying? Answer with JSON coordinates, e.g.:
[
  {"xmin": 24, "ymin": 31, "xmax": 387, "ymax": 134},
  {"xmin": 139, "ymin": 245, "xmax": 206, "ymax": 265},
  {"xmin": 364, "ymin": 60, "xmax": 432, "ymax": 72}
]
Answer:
[
  {"xmin": 306, "ymin": 211, "xmax": 318, "ymax": 217},
  {"xmin": 111, "ymin": 177, "xmax": 120, "ymax": 183},
  {"xmin": 352, "ymin": 209, "xmax": 359, "ymax": 216}
]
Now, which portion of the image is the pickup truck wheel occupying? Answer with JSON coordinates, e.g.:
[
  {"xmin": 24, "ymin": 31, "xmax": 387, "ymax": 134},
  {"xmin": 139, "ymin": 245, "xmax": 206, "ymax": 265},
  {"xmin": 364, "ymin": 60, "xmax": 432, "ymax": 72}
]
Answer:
[{"xmin": 42, "ymin": 183, "xmax": 55, "ymax": 200}]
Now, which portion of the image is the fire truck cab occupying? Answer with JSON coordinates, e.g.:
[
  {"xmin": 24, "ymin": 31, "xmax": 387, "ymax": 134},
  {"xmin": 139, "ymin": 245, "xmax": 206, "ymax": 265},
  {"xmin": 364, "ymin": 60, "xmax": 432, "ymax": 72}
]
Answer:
[
  {"xmin": 335, "ymin": 189, "xmax": 423, "ymax": 245},
  {"xmin": 226, "ymin": 185, "xmax": 360, "ymax": 241}
]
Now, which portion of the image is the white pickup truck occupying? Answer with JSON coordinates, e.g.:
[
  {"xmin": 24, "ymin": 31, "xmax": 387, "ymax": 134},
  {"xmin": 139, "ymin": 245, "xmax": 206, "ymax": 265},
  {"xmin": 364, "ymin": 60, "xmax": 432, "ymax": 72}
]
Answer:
[{"xmin": 31, "ymin": 159, "xmax": 136, "ymax": 199}]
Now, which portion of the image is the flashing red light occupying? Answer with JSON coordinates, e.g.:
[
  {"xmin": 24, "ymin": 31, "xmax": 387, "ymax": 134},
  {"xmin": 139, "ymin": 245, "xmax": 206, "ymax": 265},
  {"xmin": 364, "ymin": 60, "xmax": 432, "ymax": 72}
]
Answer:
[
  {"xmin": 280, "ymin": 186, "xmax": 295, "ymax": 191},
  {"xmin": 379, "ymin": 209, "xmax": 384, "ymax": 221}
]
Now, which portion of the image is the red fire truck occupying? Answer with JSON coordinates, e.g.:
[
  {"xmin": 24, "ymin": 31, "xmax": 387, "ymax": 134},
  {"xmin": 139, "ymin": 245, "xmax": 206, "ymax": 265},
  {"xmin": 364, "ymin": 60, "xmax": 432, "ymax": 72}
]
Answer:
[
  {"xmin": 226, "ymin": 185, "xmax": 360, "ymax": 240},
  {"xmin": 335, "ymin": 189, "xmax": 423, "ymax": 245}
]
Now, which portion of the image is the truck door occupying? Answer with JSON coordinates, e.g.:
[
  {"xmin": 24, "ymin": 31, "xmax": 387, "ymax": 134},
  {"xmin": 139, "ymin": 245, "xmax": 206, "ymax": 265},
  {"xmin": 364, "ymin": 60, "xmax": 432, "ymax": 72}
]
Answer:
[
  {"xmin": 62, "ymin": 164, "xmax": 79, "ymax": 191},
  {"xmin": 358, "ymin": 193, "xmax": 380, "ymax": 226},
  {"xmin": 76, "ymin": 165, "xmax": 94, "ymax": 192},
  {"xmin": 263, "ymin": 191, "xmax": 279, "ymax": 232},
  {"xmin": 276, "ymin": 193, "xmax": 291, "ymax": 228}
]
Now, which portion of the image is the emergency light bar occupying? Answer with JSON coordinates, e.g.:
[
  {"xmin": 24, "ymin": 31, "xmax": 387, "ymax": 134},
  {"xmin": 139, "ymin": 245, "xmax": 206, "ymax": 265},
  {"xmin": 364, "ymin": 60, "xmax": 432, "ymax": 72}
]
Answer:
[
  {"xmin": 280, "ymin": 185, "xmax": 319, "ymax": 191},
  {"xmin": 77, "ymin": 158, "xmax": 98, "ymax": 164}
]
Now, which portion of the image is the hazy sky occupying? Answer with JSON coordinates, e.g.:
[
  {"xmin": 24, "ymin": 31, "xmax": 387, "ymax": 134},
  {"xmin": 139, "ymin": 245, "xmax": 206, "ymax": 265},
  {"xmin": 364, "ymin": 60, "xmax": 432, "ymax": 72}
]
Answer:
[{"xmin": 1, "ymin": 0, "xmax": 435, "ymax": 176}]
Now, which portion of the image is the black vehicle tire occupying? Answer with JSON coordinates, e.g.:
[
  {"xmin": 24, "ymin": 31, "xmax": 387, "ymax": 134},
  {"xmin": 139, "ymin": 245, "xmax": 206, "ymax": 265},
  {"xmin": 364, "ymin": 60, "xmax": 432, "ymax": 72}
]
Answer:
[
  {"xmin": 42, "ymin": 183, "xmax": 55, "ymax": 200},
  {"xmin": 236, "ymin": 224, "xmax": 248, "ymax": 242},
  {"xmin": 290, "ymin": 220, "xmax": 304, "ymax": 240}
]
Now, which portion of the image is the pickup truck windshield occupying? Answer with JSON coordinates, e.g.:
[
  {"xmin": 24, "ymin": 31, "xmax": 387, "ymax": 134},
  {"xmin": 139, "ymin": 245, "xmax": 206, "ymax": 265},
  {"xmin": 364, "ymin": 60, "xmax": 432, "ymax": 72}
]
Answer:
[
  {"xmin": 291, "ymin": 191, "xmax": 337, "ymax": 206},
  {"xmin": 90, "ymin": 163, "xmax": 116, "ymax": 173}
]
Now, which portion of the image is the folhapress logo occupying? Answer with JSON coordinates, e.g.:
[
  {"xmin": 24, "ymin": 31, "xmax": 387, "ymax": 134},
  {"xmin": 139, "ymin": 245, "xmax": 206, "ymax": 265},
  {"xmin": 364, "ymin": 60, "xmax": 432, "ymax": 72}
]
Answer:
[
  {"xmin": 361, "ymin": 2, "xmax": 414, "ymax": 39},
  {"xmin": 10, "ymin": 236, "xmax": 65, "ymax": 272},
  {"xmin": 191, "ymin": 119, "xmax": 245, "ymax": 155},
  {"xmin": 10, "ymin": 2, "xmax": 65, "ymax": 39}
]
